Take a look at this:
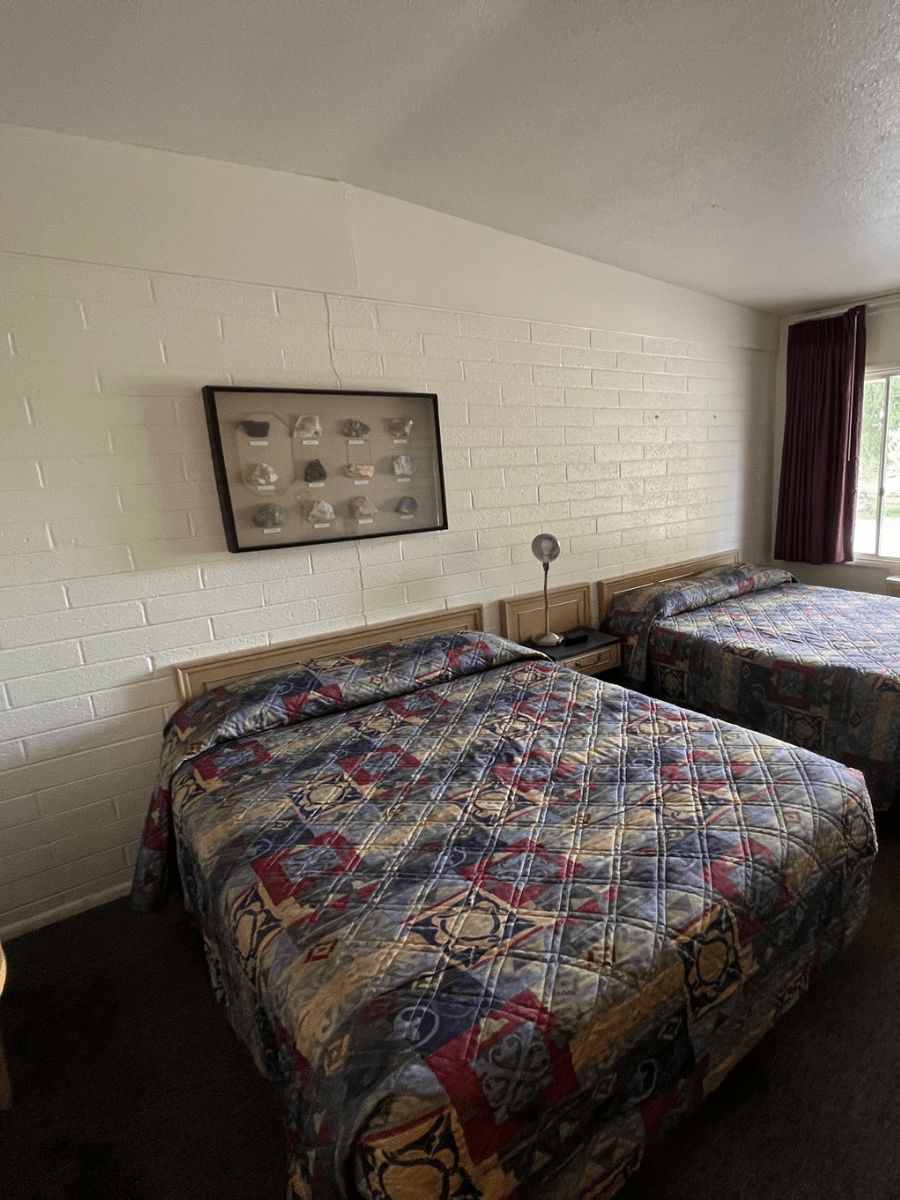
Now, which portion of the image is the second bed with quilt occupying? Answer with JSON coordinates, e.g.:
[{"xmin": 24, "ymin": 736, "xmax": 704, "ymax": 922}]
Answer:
[{"xmin": 603, "ymin": 562, "xmax": 900, "ymax": 810}]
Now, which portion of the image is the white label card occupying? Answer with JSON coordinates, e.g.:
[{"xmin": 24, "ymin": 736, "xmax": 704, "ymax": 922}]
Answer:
[
  {"xmin": 358, "ymin": 518, "xmax": 374, "ymax": 525},
  {"xmin": 263, "ymin": 527, "xmax": 281, "ymax": 534},
  {"xmin": 353, "ymin": 480, "xmax": 369, "ymax": 486},
  {"xmin": 257, "ymin": 485, "xmax": 276, "ymax": 492},
  {"xmin": 307, "ymin": 481, "xmax": 325, "ymax": 488},
  {"xmin": 249, "ymin": 439, "xmax": 268, "ymax": 446}
]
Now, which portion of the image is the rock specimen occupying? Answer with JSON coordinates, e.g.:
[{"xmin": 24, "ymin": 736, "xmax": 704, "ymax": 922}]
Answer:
[
  {"xmin": 293, "ymin": 415, "xmax": 321, "ymax": 439},
  {"xmin": 389, "ymin": 418, "xmax": 413, "ymax": 438},
  {"xmin": 242, "ymin": 419, "xmax": 269, "ymax": 438},
  {"xmin": 308, "ymin": 500, "xmax": 335, "ymax": 524},
  {"xmin": 346, "ymin": 463, "xmax": 375, "ymax": 479},
  {"xmin": 349, "ymin": 496, "xmax": 378, "ymax": 518},
  {"xmin": 248, "ymin": 462, "xmax": 279, "ymax": 486},
  {"xmin": 393, "ymin": 455, "xmax": 414, "ymax": 476},
  {"xmin": 396, "ymin": 496, "xmax": 418, "ymax": 515},
  {"xmin": 251, "ymin": 503, "xmax": 287, "ymax": 527},
  {"xmin": 304, "ymin": 459, "xmax": 327, "ymax": 482},
  {"xmin": 343, "ymin": 419, "xmax": 370, "ymax": 438}
]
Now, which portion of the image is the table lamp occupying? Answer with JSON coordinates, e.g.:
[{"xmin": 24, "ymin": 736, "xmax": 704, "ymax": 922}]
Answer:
[{"xmin": 530, "ymin": 533, "xmax": 562, "ymax": 646}]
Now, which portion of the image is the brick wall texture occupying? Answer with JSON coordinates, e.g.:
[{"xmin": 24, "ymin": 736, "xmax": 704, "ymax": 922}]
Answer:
[{"xmin": 0, "ymin": 250, "xmax": 775, "ymax": 936}]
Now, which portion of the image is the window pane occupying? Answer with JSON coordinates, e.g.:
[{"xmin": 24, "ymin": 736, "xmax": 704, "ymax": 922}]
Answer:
[
  {"xmin": 879, "ymin": 377, "xmax": 900, "ymax": 557},
  {"xmin": 855, "ymin": 378, "xmax": 886, "ymax": 555}
]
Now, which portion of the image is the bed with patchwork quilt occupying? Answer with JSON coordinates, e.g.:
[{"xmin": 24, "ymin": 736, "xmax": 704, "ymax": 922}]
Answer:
[
  {"xmin": 602, "ymin": 562, "xmax": 900, "ymax": 810},
  {"xmin": 131, "ymin": 629, "xmax": 875, "ymax": 1200}
]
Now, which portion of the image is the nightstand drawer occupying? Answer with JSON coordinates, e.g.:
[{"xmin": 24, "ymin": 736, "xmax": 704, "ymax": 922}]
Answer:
[{"xmin": 566, "ymin": 643, "xmax": 621, "ymax": 676}]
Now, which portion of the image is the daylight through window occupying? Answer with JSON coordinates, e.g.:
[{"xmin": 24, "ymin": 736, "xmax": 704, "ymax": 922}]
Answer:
[{"xmin": 854, "ymin": 372, "xmax": 900, "ymax": 558}]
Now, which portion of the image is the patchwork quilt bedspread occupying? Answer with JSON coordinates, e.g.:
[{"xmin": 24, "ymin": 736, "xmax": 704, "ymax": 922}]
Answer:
[
  {"xmin": 131, "ymin": 630, "xmax": 875, "ymax": 1200},
  {"xmin": 604, "ymin": 564, "xmax": 900, "ymax": 809}
]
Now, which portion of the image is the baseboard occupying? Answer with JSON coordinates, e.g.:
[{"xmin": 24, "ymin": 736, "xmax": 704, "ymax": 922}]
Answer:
[{"xmin": 0, "ymin": 881, "xmax": 132, "ymax": 942}]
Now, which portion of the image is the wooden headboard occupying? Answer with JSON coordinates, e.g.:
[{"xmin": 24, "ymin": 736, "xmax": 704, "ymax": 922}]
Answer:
[
  {"xmin": 499, "ymin": 582, "xmax": 592, "ymax": 645},
  {"xmin": 173, "ymin": 602, "xmax": 485, "ymax": 702},
  {"xmin": 598, "ymin": 550, "xmax": 740, "ymax": 620}
]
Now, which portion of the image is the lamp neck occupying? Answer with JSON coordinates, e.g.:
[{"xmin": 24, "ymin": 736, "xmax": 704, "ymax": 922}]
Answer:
[{"xmin": 543, "ymin": 561, "xmax": 550, "ymax": 634}]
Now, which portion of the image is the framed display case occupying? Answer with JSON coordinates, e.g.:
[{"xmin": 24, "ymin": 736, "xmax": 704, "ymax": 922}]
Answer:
[{"xmin": 202, "ymin": 386, "xmax": 448, "ymax": 552}]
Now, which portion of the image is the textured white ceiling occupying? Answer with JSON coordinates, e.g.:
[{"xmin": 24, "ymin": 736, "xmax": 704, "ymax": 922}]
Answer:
[{"xmin": 2, "ymin": 0, "xmax": 900, "ymax": 314}]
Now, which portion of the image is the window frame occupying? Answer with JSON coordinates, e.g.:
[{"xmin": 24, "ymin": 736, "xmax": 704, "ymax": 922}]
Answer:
[{"xmin": 853, "ymin": 368, "xmax": 900, "ymax": 564}]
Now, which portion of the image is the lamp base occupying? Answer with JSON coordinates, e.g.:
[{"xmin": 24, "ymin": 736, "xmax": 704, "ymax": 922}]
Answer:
[{"xmin": 531, "ymin": 631, "xmax": 563, "ymax": 647}]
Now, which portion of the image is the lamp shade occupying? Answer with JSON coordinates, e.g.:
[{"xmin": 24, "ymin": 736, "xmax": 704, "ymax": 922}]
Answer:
[{"xmin": 531, "ymin": 533, "xmax": 561, "ymax": 564}]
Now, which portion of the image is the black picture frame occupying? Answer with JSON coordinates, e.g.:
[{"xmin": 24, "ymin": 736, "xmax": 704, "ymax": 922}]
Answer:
[{"xmin": 202, "ymin": 386, "xmax": 449, "ymax": 553}]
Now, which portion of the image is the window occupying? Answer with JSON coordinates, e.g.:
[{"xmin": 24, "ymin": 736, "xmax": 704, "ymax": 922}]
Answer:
[{"xmin": 854, "ymin": 372, "xmax": 900, "ymax": 558}]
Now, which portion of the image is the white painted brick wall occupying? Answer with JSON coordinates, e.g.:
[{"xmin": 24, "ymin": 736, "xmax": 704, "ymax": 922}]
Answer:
[{"xmin": 0, "ymin": 249, "xmax": 774, "ymax": 938}]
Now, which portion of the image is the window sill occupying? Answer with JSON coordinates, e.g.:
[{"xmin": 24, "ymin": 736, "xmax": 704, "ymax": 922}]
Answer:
[{"xmin": 850, "ymin": 555, "xmax": 900, "ymax": 570}]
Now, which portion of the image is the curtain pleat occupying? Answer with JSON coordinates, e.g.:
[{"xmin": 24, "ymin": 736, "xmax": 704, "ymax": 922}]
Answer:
[{"xmin": 774, "ymin": 305, "xmax": 866, "ymax": 564}]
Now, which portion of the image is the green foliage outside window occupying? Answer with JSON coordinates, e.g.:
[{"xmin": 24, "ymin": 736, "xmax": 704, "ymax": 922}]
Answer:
[{"xmin": 854, "ymin": 374, "xmax": 900, "ymax": 556}]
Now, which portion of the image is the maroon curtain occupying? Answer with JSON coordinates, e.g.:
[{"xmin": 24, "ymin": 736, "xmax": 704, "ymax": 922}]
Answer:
[{"xmin": 773, "ymin": 304, "xmax": 866, "ymax": 564}]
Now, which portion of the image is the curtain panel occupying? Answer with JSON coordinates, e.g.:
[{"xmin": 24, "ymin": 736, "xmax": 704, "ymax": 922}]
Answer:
[{"xmin": 774, "ymin": 305, "xmax": 866, "ymax": 565}]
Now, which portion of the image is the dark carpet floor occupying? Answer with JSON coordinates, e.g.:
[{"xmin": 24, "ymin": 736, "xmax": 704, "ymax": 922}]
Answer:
[{"xmin": 2, "ymin": 816, "xmax": 900, "ymax": 1200}]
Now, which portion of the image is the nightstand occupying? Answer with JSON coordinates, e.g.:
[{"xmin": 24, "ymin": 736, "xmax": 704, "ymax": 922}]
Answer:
[
  {"xmin": 886, "ymin": 576, "xmax": 900, "ymax": 598},
  {"xmin": 535, "ymin": 630, "xmax": 621, "ymax": 677},
  {"xmin": 498, "ymin": 582, "xmax": 621, "ymax": 678}
]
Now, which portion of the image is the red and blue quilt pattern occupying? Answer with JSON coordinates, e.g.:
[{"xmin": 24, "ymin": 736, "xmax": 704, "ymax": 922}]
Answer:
[
  {"xmin": 604, "ymin": 563, "xmax": 900, "ymax": 809},
  {"xmin": 131, "ymin": 630, "xmax": 875, "ymax": 1199}
]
